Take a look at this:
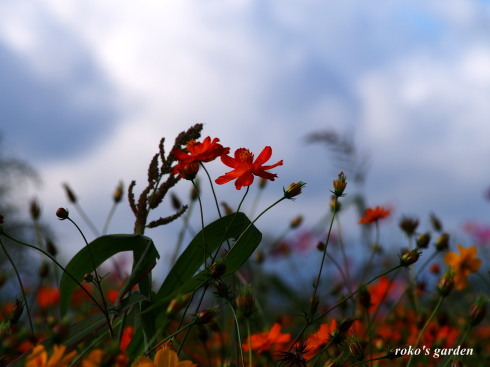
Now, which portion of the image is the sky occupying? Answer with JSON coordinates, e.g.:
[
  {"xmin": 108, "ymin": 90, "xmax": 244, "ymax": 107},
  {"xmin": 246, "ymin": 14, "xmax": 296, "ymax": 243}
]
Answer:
[{"xmin": 1, "ymin": 0, "xmax": 490, "ymax": 273}]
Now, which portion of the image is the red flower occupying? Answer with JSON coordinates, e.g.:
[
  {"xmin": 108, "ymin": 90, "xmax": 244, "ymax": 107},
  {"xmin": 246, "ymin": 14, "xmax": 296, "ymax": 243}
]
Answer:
[
  {"xmin": 358, "ymin": 206, "xmax": 391, "ymax": 224},
  {"xmin": 242, "ymin": 322, "xmax": 291, "ymax": 354},
  {"xmin": 37, "ymin": 286, "xmax": 60, "ymax": 308},
  {"xmin": 215, "ymin": 146, "xmax": 283, "ymax": 190},
  {"xmin": 119, "ymin": 326, "xmax": 134, "ymax": 351},
  {"xmin": 172, "ymin": 137, "xmax": 229, "ymax": 178}
]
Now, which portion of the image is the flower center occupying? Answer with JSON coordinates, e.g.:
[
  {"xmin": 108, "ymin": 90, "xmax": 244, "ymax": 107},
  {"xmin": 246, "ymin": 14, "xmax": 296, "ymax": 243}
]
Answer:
[{"xmin": 237, "ymin": 148, "xmax": 254, "ymax": 162}]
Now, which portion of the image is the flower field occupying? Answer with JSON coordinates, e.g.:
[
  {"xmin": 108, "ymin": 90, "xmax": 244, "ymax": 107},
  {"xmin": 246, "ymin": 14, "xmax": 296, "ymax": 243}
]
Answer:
[{"xmin": 0, "ymin": 124, "xmax": 488, "ymax": 366}]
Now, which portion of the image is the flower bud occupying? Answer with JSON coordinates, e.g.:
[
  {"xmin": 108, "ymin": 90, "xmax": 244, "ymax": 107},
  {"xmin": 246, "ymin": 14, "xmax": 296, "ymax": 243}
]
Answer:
[
  {"xmin": 416, "ymin": 233, "xmax": 431, "ymax": 249},
  {"xmin": 316, "ymin": 241, "xmax": 326, "ymax": 252},
  {"xmin": 56, "ymin": 208, "xmax": 69, "ymax": 220},
  {"xmin": 349, "ymin": 340, "xmax": 365, "ymax": 360},
  {"xmin": 190, "ymin": 179, "xmax": 200, "ymax": 201},
  {"xmin": 214, "ymin": 279, "xmax": 232, "ymax": 300},
  {"xmin": 38, "ymin": 263, "xmax": 50, "ymax": 278},
  {"xmin": 30, "ymin": 199, "xmax": 41, "ymax": 220},
  {"xmin": 210, "ymin": 261, "xmax": 226, "ymax": 278},
  {"xmin": 289, "ymin": 215, "xmax": 303, "ymax": 229},
  {"xmin": 283, "ymin": 181, "xmax": 306, "ymax": 200},
  {"xmin": 195, "ymin": 307, "xmax": 219, "ymax": 325},
  {"xmin": 258, "ymin": 177, "xmax": 267, "ymax": 189},
  {"xmin": 236, "ymin": 287, "xmax": 256, "ymax": 318},
  {"xmin": 430, "ymin": 263, "xmax": 440, "ymax": 275},
  {"xmin": 430, "ymin": 212, "xmax": 443, "ymax": 232},
  {"xmin": 468, "ymin": 297, "xmax": 486, "ymax": 326},
  {"xmin": 62, "ymin": 183, "xmax": 77, "ymax": 203},
  {"xmin": 450, "ymin": 360, "xmax": 463, "ymax": 367},
  {"xmin": 435, "ymin": 233, "xmax": 450, "ymax": 251},
  {"xmin": 332, "ymin": 172, "xmax": 347, "ymax": 197},
  {"xmin": 221, "ymin": 201, "xmax": 233, "ymax": 215},
  {"xmin": 437, "ymin": 270, "xmax": 455, "ymax": 297},
  {"xmin": 399, "ymin": 216, "xmax": 419, "ymax": 237},
  {"xmin": 83, "ymin": 273, "xmax": 94, "ymax": 283},
  {"xmin": 400, "ymin": 249, "xmax": 421, "ymax": 267},
  {"xmin": 8, "ymin": 299, "xmax": 24, "ymax": 325},
  {"xmin": 170, "ymin": 193, "xmax": 181, "ymax": 210},
  {"xmin": 113, "ymin": 181, "xmax": 124, "ymax": 203},
  {"xmin": 46, "ymin": 239, "xmax": 58, "ymax": 257},
  {"xmin": 166, "ymin": 294, "xmax": 191, "ymax": 315}
]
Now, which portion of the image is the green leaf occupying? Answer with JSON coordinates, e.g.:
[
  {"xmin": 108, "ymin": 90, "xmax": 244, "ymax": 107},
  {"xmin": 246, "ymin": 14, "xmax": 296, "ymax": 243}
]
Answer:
[
  {"xmin": 154, "ymin": 212, "xmax": 262, "ymax": 303},
  {"xmin": 59, "ymin": 234, "xmax": 159, "ymax": 316}
]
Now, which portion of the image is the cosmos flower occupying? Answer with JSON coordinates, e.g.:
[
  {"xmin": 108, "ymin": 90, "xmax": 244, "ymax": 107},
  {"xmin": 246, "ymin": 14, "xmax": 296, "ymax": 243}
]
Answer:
[
  {"xmin": 26, "ymin": 345, "xmax": 77, "ymax": 367},
  {"xmin": 132, "ymin": 348, "xmax": 196, "ymax": 367},
  {"xmin": 216, "ymin": 146, "xmax": 283, "ymax": 190},
  {"xmin": 358, "ymin": 206, "xmax": 391, "ymax": 224},
  {"xmin": 444, "ymin": 244, "xmax": 482, "ymax": 290}
]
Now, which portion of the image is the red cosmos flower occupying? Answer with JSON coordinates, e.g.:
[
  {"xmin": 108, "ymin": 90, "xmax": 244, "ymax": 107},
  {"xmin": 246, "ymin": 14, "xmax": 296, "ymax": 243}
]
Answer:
[
  {"xmin": 215, "ymin": 146, "xmax": 283, "ymax": 190},
  {"xmin": 359, "ymin": 206, "xmax": 391, "ymax": 224},
  {"xmin": 242, "ymin": 322, "xmax": 291, "ymax": 354},
  {"xmin": 304, "ymin": 320, "xmax": 337, "ymax": 359},
  {"xmin": 37, "ymin": 286, "xmax": 60, "ymax": 308},
  {"xmin": 172, "ymin": 137, "xmax": 229, "ymax": 178}
]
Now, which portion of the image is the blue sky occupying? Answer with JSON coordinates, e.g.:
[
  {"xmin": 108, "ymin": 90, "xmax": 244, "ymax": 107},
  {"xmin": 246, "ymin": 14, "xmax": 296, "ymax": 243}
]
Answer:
[{"xmin": 1, "ymin": 1, "xmax": 490, "ymax": 266}]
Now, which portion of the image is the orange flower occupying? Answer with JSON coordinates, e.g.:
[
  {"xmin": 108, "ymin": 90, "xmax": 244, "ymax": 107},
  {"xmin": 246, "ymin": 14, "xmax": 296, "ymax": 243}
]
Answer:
[
  {"xmin": 359, "ymin": 206, "xmax": 391, "ymax": 224},
  {"xmin": 216, "ymin": 146, "xmax": 283, "ymax": 190},
  {"xmin": 444, "ymin": 244, "xmax": 482, "ymax": 290},
  {"xmin": 304, "ymin": 320, "xmax": 337, "ymax": 359},
  {"xmin": 26, "ymin": 345, "xmax": 77, "ymax": 367},
  {"xmin": 37, "ymin": 286, "xmax": 60, "ymax": 308},
  {"xmin": 132, "ymin": 347, "xmax": 196, "ymax": 367},
  {"xmin": 120, "ymin": 326, "xmax": 134, "ymax": 351},
  {"xmin": 172, "ymin": 137, "xmax": 229, "ymax": 177},
  {"xmin": 367, "ymin": 276, "xmax": 402, "ymax": 313},
  {"xmin": 242, "ymin": 322, "xmax": 291, "ymax": 354}
]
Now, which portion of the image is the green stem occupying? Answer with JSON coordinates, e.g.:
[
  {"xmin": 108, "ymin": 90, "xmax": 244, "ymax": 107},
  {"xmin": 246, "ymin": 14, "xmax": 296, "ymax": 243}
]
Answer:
[
  {"xmin": 0, "ymin": 237, "xmax": 34, "ymax": 335},
  {"xmin": 102, "ymin": 202, "xmax": 117, "ymax": 235},
  {"xmin": 74, "ymin": 202, "xmax": 100, "ymax": 237},
  {"xmin": 407, "ymin": 296, "xmax": 444, "ymax": 367},
  {"xmin": 192, "ymin": 179, "xmax": 207, "ymax": 267},
  {"xmin": 201, "ymin": 163, "xmax": 222, "ymax": 218},
  {"xmin": 286, "ymin": 197, "xmax": 338, "ymax": 353},
  {"xmin": 227, "ymin": 301, "xmax": 245, "ymax": 367}
]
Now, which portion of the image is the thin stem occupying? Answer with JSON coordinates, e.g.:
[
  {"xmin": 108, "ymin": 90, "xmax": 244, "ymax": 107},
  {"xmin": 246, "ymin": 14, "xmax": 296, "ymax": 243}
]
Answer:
[
  {"xmin": 74, "ymin": 202, "xmax": 100, "ymax": 237},
  {"xmin": 200, "ymin": 163, "xmax": 222, "ymax": 218},
  {"xmin": 415, "ymin": 250, "xmax": 438, "ymax": 281},
  {"xmin": 0, "ymin": 237, "xmax": 34, "ymax": 335},
  {"xmin": 227, "ymin": 301, "xmax": 245, "ymax": 367},
  {"xmin": 246, "ymin": 319, "xmax": 252, "ymax": 367},
  {"xmin": 407, "ymin": 296, "xmax": 444, "ymax": 367},
  {"xmin": 102, "ymin": 202, "xmax": 118, "ymax": 235},
  {"xmin": 192, "ymin": 179, "xmax": 207, "ymax": 267}
]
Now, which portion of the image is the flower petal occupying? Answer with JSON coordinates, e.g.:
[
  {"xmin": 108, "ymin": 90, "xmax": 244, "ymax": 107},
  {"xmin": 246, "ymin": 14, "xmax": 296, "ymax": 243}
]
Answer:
[{"xmin": 254, "ymin": 146, "xmax": 272, "ymax": 166}]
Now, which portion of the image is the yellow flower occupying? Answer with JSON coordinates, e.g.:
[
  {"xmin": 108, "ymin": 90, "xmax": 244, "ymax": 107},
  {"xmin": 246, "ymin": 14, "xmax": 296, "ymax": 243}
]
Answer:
[
  {"xmin": 444, "ymin": 244, "xmax": 482, "ymax": 290},
  {"xmin": 26, "ymin": 345, "xmax": 77, "ymax": 367},
  {"xmin": 132, "ymin": 348, "xmax": 196, "ymax": 367}
]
